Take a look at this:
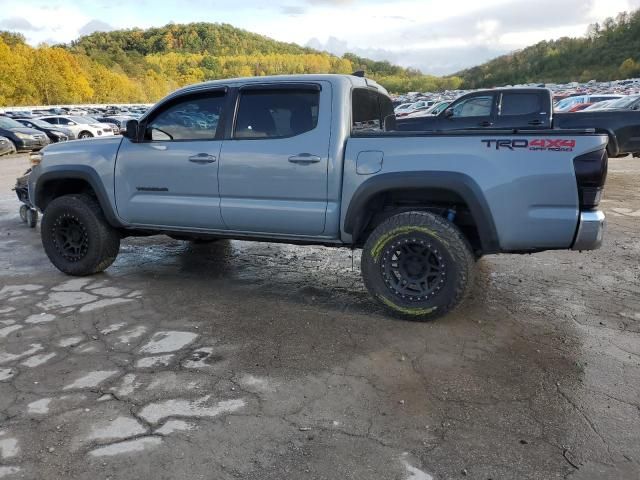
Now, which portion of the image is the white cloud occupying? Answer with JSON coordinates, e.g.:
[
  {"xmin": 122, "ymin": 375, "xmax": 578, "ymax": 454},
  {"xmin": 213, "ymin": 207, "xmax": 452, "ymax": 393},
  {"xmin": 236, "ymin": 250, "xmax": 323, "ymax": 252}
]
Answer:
[{"xmin": 0, "ymin": 0, "xmax": 637, "ymax": 74}]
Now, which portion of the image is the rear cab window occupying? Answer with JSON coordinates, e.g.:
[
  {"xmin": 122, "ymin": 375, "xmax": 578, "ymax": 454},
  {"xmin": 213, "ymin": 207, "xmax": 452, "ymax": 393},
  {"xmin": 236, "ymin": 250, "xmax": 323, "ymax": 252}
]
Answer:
[{"xmin": 352, "ymin": 88, "xmax": 396, "ymax": 133}]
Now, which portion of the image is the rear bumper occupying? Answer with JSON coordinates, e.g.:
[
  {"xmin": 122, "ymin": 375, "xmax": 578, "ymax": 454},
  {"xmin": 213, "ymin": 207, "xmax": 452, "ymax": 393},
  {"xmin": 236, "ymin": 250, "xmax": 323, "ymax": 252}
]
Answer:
[{"xmin": 572, "ymin": 210, "xmax": 605, "ymax": 250}]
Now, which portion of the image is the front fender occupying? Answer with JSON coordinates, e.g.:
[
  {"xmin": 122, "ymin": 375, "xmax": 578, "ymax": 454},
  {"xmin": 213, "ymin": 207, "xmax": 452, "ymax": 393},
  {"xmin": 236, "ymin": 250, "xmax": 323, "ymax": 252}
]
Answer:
[{"xmin": 32, "ymin": 165, "xmax": 123, "ymax": 228}]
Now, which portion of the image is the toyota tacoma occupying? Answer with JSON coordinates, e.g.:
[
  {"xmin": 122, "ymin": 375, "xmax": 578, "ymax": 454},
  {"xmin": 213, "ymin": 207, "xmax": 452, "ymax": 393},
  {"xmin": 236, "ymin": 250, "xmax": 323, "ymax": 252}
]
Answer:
[{"xmin": 26, "ymin": 74, "xmax": 607, "ymax": 320}]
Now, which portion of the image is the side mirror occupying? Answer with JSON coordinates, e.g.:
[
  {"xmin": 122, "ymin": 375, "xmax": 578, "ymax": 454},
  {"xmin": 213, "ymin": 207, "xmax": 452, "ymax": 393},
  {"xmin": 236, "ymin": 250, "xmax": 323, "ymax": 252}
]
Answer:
[
  {"xmin": 124, "ymin": 120, "xmax": 139, "ymax": 141},
  {"xmin": 443, "ymin": 109, "xmax": 454, "ymax": 118}
]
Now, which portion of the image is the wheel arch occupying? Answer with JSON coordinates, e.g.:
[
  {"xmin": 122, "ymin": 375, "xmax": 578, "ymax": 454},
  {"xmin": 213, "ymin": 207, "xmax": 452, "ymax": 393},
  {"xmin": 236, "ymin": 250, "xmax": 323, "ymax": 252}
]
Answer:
[
  {"xmin": 344, "ymin": 171, "xmax": 500, "ymax": 254},
  {"xmin": 34, "ymin": 166, "xmax": 123, "ymax": 228}
]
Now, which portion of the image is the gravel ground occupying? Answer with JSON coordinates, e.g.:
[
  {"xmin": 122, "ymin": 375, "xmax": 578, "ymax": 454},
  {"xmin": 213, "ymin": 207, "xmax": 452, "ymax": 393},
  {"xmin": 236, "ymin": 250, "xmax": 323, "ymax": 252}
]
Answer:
[{"xmin": 0, "ymin": 153, "xmax": 638, "ymax": 480}]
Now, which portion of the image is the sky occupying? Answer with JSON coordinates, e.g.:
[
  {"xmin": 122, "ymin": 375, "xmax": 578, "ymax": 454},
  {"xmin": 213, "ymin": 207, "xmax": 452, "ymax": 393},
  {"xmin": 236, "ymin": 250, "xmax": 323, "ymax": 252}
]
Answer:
[{"xmin": 1, "ymin": 0, "xmax": 639, "ymax": 75}]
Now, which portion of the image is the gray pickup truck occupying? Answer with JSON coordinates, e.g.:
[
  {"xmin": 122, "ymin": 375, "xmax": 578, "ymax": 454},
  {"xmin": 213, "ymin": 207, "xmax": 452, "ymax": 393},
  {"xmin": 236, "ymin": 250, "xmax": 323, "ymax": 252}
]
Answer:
[{"xmin": 27, "ymin": 74, "xmax": 607, "ymax": 320}]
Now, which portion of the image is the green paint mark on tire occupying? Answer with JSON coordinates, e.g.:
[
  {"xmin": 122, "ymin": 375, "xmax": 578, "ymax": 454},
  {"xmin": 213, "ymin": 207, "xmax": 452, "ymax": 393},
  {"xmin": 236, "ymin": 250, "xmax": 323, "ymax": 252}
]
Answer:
[
  {"xmin": 378, "ymin": 295, "xmax": 437, "ymax": 316},
  {"xmin": 371, "ymin": 226, "xmax": 448, "ymax": 262}
]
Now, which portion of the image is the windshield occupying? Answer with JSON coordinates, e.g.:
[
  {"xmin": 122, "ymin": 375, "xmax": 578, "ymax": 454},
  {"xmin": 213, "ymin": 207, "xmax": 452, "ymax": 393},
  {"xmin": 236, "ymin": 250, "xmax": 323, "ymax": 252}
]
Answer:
[
  {"xmin": 0, "ymin": 117, "xmax": 24, "ymax": 129},
  {"xmin": 606, "ymin": 95, "xmax": 640, "ymax": 109},
  {"xmin": 22, "ymin": 119, "xmax": 52, "ymax": 128}
]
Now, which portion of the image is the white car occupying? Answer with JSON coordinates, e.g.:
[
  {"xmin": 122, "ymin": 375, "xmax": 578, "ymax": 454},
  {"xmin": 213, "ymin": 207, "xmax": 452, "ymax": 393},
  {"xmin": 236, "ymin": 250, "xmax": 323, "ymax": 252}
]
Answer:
[
  {"xmin": 37, "ymin": 115, "xmax": 114, "ymax": 139},
  {"xmin": 394, "ymin": 103, "xmax": 415, "ymax": 114}
]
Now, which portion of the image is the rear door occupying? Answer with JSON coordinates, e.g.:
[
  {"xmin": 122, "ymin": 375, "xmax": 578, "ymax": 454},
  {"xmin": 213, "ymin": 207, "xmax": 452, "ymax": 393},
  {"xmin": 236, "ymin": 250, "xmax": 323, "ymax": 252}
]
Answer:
[
  {"xmin": 494, "ymin": 91, "xmax": 550, "ymax": 129},
  {"xmin": 218, "ymin": 82, "xmax": 330, "ymax": 235},
  {"xmin": 440, "ymin": 93, "xmax": 497, "ymax": 129}
]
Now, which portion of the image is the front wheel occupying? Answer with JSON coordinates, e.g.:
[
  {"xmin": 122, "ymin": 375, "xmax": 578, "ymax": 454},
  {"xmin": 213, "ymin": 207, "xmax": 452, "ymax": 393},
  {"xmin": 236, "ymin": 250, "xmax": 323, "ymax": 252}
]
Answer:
[
  {"xmin": 361, "ymin": 211, "xmax": 474, "ymax": 321},
  {"xmin": 41, "ymin": 195, "xmax": 120, "ymax": 276},
  {"xmin": 78, "ymin": 131, "xmax": 93, "ymax": 139}
]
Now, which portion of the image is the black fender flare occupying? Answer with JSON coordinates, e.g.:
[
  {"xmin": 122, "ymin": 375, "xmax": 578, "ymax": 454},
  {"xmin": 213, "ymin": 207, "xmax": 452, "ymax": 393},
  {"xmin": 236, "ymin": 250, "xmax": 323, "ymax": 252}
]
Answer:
[
  {"xmin": 34, "ymin": 165, "xmax": 124, "ymax": 228},
  {"xmin": 344, "ymin": 171, "xmax": 500, "ymax": 253},
  {"xmin": 593, "ymin": 128, "xmax": 619, "ymax": 157}
]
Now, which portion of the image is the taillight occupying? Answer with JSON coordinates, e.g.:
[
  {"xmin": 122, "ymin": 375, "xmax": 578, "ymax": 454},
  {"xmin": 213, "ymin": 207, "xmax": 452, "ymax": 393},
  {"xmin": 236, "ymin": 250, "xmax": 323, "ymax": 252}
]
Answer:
[{"xmin": 573, "ymin": 148, "xmax": 608, "ymax": 209}]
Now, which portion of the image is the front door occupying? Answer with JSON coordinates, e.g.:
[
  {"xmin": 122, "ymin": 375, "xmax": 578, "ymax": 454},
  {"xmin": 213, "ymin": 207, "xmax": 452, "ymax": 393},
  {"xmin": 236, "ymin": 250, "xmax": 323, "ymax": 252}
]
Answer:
[
  {"xmin": 441, "ymin": 93, "xmax": 496, "ymax": 129},
  {"xmin": 114, "ymin": 89, "xmax": 227, "ymax": 229},
  {"xmin": 218, "ymin": 83, "xmax": 330, "ymax": 235}
]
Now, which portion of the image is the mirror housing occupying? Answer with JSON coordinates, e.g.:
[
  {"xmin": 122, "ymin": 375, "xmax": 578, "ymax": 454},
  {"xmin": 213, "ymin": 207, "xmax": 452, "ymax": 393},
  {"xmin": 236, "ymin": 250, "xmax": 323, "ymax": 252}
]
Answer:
[
  {"xmin": 124, "ymin": 120, "xmax": 139, "ymax": 141},
  {"xmin": 443, "ymin": 108, "xmax": 454, "ymax": 118}
]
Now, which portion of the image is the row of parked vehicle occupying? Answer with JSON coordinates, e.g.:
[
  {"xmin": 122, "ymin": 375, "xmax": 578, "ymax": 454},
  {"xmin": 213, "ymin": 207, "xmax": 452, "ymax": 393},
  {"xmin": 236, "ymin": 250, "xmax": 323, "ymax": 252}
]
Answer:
[
  {"xmin": 0, "ymin": 104, "xmax": 150, "ymax": 156},
  {"xmin": 392, "ymin": 77, "xmax": 640, "ymax": 118}
]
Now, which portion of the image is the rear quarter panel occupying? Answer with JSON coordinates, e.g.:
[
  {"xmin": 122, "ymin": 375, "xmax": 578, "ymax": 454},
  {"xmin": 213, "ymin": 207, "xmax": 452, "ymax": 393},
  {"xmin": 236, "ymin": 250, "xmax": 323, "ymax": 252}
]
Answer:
[{"xmin": 342, "ymin": 133, "xmax": 607, "ymax": 251}]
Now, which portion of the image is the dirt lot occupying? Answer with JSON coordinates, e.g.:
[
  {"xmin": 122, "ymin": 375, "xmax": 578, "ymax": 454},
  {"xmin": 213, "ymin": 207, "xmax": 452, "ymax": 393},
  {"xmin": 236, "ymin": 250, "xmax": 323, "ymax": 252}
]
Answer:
[{"xmin": 0, "ymin": 153, "xmax": 638, "ymax": 480}]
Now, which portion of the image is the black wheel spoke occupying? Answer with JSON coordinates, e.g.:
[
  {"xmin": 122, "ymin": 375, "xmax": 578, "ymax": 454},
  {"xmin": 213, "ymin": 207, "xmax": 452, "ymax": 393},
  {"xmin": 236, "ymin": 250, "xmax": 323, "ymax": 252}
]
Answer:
[
  {"xmin": 380, "ymin": 237, "xmax": 446, "ymax": 301},
  {"xmin": 52, "ymin": 215, "xmax": 89, "ymax": 262}
]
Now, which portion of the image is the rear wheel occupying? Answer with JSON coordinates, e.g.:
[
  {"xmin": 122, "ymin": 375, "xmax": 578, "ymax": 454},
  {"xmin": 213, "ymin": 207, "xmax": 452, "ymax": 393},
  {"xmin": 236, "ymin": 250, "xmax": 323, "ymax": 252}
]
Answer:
[
  {"xmin": 361, "ymin": 211, "xmax": 474, "ymax": 321},
  {"xmin": 41, "ymin": 194, "xmax": 120, "ymax": 276}
]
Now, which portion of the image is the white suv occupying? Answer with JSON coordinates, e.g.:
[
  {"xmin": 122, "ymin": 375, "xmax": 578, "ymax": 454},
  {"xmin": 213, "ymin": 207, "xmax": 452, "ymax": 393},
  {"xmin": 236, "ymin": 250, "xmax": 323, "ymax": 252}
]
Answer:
[{"xmin": 37, "ymin": 115, "xmax": 114, "ymax": 139}]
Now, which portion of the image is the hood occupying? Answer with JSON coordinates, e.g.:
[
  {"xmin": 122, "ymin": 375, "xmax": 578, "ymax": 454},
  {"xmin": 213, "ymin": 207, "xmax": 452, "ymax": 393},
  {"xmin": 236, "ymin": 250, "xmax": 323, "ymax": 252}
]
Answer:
[
  {"xmin": 41, "ymin": 135, "xmax": 123, "ymax": 168},
  {"xmin": 9, "ymin": 127, "xmax": 45, "ymax": 136}
]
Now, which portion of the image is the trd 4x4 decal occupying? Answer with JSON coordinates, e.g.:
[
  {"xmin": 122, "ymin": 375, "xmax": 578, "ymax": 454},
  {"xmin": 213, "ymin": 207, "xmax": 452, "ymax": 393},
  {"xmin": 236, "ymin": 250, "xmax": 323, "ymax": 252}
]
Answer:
[{"xmin": 482, "ymin": 139, "xmax": 576, "ymax": 152}]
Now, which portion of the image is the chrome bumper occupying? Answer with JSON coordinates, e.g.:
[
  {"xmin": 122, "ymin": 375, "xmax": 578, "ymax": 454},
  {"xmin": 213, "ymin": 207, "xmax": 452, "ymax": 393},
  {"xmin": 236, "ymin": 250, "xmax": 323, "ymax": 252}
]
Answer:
[{"xmin": 572, "ymin": 210, "xmax": 605, "ymax": 251}]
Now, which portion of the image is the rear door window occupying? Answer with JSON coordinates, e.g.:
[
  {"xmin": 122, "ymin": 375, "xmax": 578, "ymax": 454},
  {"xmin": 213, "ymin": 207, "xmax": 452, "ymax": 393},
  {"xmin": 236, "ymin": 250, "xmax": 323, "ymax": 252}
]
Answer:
[
  {"xmin": 500, "ymin": 93, "xmax": 542, "ymax": 116},
  {"xmin": 234, "ymin": 88, "xmax": 319, "ymax": 139}
]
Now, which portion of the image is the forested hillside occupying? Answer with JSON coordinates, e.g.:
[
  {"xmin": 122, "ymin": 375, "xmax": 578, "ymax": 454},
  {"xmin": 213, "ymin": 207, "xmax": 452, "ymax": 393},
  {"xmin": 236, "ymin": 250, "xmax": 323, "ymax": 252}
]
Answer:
[
  {"xmin": 458, "ymin": 10, "xmax": 640, "ymax": 88},
  {"xmin": 0, "ymin": 23, "xmax": 462, "ymax": 106}
]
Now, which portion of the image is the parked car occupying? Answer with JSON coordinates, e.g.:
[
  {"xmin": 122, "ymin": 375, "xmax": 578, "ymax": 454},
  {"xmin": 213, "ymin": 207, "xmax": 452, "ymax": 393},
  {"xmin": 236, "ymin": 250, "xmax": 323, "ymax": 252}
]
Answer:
[
  {"xmin": 27, "ymin": 74, "xmax": 606, "ymax": 321},
  {"xmin": 394, "ymin": 103, "xmax": 415, "ymax": 114},
  {"xmin": 93, "ymin": 116, "xmax": 126, "ymax": 134},
  {"xmin": 15, "ymin": 118, "xmax": 73, "ymax": 142},
  {"xmin": 598, "ymin": 95, "xmax": 640, "ymax": 111},
  {"xmin": 396, "ymin": 88, "xmax": 640, "ymax": 157},
  {"xmin": 37, "ymin": 115, "xmax": 114, "ymax": 139},
  {"xmin": 583, "ymin": 100, "xmax": 616, "ymax": 111},
  {"xmin": 0, "ymin": 136, "xmax": 15, "ymax": 156},
  {"xmin": 107, "ymin": 116, "xmax": 136, "ymax": 133},
  {"xmin": 0, "ymin": 116, "xmax": 50, "ymax": 151},
  {"xmin": 396, "ymin": 100, "xmax": 435, "ymax": 117},
  {"xmin": 404, "ymin": 101, "xmax": 451, "ymax": 118},
  {"xmin": 555, "ymin": 94, "xmax": 622, "ymax": 112}
]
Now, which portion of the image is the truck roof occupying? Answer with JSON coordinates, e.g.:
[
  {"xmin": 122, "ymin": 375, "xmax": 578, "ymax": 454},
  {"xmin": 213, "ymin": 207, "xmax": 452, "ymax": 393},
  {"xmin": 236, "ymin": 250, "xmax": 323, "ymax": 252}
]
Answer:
[
  {"xmin": 165, "ymin": 73, "xmax": 389, "ymax": 100},
  {"xmin": 470, "ymin": 87, "xmax": 553, "ymax": 96}
]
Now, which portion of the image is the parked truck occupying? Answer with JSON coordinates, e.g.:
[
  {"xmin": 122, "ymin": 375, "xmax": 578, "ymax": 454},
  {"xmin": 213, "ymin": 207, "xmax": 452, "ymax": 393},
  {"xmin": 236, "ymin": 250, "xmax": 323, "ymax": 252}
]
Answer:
[
  {"xmin": 396, "ymin": 87, "xmax": 640, "ymax": 158},
  {"xmin": 26, "ymin": 75, "xmax": 607, "ymax": 320}
]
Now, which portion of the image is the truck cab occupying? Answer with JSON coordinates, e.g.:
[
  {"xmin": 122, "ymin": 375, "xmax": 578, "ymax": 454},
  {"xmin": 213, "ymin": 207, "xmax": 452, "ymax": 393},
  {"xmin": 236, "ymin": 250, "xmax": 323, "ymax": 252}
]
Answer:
[{"xmin": 397, "ymin": 88, "xmax": 553, "ymax": 131}]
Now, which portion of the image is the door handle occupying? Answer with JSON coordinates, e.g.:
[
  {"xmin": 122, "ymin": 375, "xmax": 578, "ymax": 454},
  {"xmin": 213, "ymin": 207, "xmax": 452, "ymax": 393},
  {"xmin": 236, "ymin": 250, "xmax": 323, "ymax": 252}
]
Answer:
[
  {"xmin": 188, "ymin": 153, "xmax": 216, "ymax": 164},
  {"xmin": 478, "ymin": 121, "xmax": 493, "ymax": 127},
  {"xmin": 528, "ymin": 119, "xmax": 543, "ymax": 126},
  {"xmin": 288, "ymin": 153, "xmax": 321, "ymax": 164}
]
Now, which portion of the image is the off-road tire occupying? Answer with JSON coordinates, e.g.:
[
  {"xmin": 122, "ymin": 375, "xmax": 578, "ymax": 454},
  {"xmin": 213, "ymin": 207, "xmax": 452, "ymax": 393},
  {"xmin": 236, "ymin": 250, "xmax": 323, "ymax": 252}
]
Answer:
[
  {"xmin": 361, "ymin": 211, "xmax": 474, "ymax": 321},
  {"xmin": 41, "ymin": 194, "xmax": 120, "ymax": 276}
]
